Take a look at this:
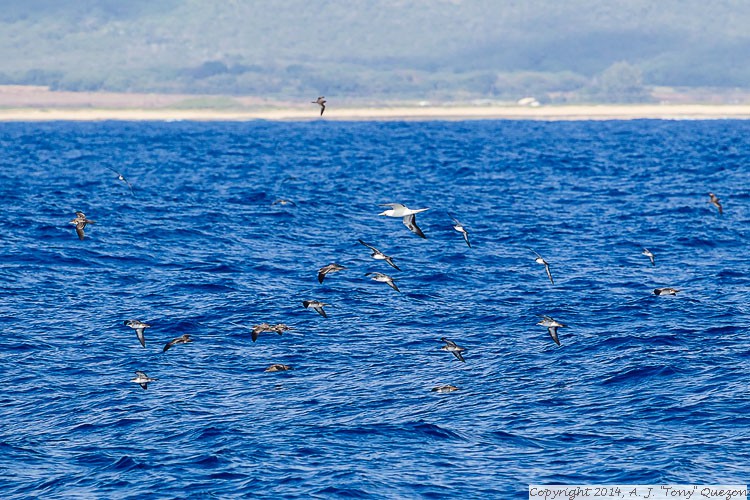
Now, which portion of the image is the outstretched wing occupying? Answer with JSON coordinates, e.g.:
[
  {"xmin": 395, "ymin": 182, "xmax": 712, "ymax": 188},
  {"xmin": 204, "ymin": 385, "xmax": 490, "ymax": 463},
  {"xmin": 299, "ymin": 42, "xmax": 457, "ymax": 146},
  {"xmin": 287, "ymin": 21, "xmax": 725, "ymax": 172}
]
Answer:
[{"xmin": 402, "ymin": 214, "xmax": 426, "ymax": 239}]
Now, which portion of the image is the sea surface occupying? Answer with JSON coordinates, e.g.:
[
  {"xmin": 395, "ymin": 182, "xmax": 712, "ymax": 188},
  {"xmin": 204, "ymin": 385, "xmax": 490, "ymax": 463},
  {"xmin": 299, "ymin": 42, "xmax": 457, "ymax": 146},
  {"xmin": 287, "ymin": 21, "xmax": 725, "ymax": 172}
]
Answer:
[{"xmin": 1, "ymin": 119, "xmax": 749, "ymax": 498}]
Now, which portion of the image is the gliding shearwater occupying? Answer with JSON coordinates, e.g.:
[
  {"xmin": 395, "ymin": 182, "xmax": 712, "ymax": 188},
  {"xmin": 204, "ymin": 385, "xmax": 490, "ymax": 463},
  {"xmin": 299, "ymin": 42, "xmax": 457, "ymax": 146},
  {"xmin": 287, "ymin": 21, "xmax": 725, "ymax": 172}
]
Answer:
[
  {"xmin": 431, "ymin": 385, "xmax": 459, "ymax": 393},
  {"xmin": 302, "ymin": 300, "xmax": 329, "ymax": 318},
  {"xmin": 537, "ymin": 315, "xmax": 565, "ymax": 346},
  {"xmin": 708, "ymin": 193, "xmax": 723, "ymax": 214},
  {"xmin": 532, "ymin": 250, "xmax": 554, "ymax": 285},
  {"xmin": 131, "ymin": 371, "xmax": 157, "ymax": 390},
  {"xmin": 265, "ymin": 364, "xmax": 293, "ymax": 372},
  {"xmin": 318, "ymin": 263, "xmax": 346, "ymax": 284},
  {"xmin": 106, "ymin": 167, "xmax": 134, "ymax": 196},
  {"xmin": 163, "ymin": 334, "xmax": 192, "ymax": 352},
  {"xmin": 642, "ymin": 248, "xmax": 655, "ymax": 266},
  {"xmin": 70, "ymin": 211, "xmax": 96, "ymax": 240},
  {"xmin": 448, "ymin": 213, "xmax": 471, "ymax": 248},
  {"xmin": 124, "ymin": 320, "xmax": 151, "ymax": 348},
  {"xmin": 654, "ymin": 287, "xmax": 679, "ymax": 296},
  {"xmin": 312, "ymin": 96, "xmax": 326, "ymax": 116},
  {"xmin": 365, "ymin": 272, "xmax": 400, "ymax": 292},
  {"xmin": 357, "ymin": 239, "xmax": 400, "ymax": 270},
  {"xmin": 440, "ymin": 337, "xmax": 466, "ymax": 362}
]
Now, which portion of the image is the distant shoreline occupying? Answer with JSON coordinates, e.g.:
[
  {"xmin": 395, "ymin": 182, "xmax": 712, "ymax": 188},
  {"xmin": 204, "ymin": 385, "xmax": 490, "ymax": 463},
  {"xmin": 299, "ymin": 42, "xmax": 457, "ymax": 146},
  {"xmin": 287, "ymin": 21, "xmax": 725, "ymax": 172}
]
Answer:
[{"xmin": 2, "ymin": 104, "xmax": 750, "ymax": 122}]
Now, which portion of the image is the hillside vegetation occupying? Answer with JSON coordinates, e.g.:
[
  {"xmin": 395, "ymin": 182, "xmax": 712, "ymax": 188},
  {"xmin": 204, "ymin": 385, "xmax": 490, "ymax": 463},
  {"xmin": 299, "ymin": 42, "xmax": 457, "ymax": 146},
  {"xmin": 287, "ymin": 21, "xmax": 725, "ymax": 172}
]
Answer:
[{"xmin": 1, "ymin": 0, "xmax": 749, "ymax": 103}]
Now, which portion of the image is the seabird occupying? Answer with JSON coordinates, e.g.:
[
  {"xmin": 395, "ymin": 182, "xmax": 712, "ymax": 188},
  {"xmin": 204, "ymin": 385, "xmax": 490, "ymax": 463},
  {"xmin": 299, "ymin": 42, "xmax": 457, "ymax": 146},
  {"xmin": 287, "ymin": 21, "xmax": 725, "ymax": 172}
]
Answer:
[
  {"xmin": 312, "ymin": 96, "xmax": 326, "ymax": 116},
  {"xmin": 272, "ymin": 199, "xmax": 296, "ymax": 206},
  {"xmin": 654, "ymin": 287, "xmax": 679, "ymax": 296},
  {"xmin": 642, "ymin": 248, "xmax": 655, "ymax": 266},
  {"xmin": 708, "ymin": 193, "xmax": 723, "ymax": 214},
  {"xmin": 230, "ymin": 322, "xmax": 292, "ymax": 342},
  {"xmin": 131, "ymin": 371, "xmax": 157, "ymax": 390},
  {"xmin": 365, "ymin": 272, "xmax": 400, "ymax": 292},
  {"xmin": 302, "ymin": 300, "xmax": 329, "ymax": 318},
  {"xmin": 163, "ymin": 334, "xmax": 192, "ymax": 352},
  {"xmin": 537, "ymin": 315, "xmax": 565, "ymax": 346},
  {"xmin": 265, "ymin": 364, "xmax": 293, "ymax": 372},
  {"xmin": 440, "ymin": 337, "xmax": 466, "ymax": 362},
  {"xmin": 357, "ymin": 239, "xmax": 400, "ymax": 270},
  {"xmin": 106, "ymin": 167, "xmax": 134, "ymax": 196},
  {"xmin": 431, "ymin": 385, "xmax": 459, "ymax": 393},
  {"xmin": 69, "ymin": 211, "xmax": 95, "ymax": 240},
  {"xmin": 318, "ymin": 263, "xmax": 346, "ymax": 284},
  {"xmin": 532, "ymin": 250, "xmax": 554, "ymax": 285},
  {"xmin": 448, "ymin": 213, "xmax": 471, "ymax": 248},
  {"xmin": 379, "ymin": 203, "xmax": 429, "ymax": 239},
  {"xmin": 123, "ymin": 320, "xmax": 151, "ymax": 348}
]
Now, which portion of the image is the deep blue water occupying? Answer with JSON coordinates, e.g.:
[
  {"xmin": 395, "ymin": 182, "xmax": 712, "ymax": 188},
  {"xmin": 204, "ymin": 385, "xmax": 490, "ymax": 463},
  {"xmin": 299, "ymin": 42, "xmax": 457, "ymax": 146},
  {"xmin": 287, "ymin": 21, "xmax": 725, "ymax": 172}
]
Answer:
[{"xmin": 1, "ymin": 119, "xmax": 749, "ymax": 498}]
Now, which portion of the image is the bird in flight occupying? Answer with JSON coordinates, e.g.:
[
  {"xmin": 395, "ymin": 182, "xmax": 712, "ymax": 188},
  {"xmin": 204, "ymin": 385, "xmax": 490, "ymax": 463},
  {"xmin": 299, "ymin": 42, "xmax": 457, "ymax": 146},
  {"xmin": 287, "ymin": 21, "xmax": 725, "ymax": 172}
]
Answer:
[{"xmin": 312, "ymin": 96, "xmax": 326, "ymax": 116}]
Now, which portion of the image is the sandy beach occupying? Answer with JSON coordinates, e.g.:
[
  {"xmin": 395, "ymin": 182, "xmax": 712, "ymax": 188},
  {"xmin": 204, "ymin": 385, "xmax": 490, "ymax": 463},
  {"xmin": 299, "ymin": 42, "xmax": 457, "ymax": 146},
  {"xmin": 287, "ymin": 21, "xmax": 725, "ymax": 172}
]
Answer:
[{"xmin": 2, "ymin": 104, "xmax": 750, "ymax": 122}]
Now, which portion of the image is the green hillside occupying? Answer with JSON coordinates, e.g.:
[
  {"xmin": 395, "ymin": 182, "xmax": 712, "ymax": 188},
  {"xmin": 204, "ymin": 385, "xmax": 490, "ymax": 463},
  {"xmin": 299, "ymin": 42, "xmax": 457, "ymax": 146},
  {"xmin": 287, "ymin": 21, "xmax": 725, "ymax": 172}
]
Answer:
[{"xmin": 1, "ymin": 0, "xmax": 749, "ymax": 102}]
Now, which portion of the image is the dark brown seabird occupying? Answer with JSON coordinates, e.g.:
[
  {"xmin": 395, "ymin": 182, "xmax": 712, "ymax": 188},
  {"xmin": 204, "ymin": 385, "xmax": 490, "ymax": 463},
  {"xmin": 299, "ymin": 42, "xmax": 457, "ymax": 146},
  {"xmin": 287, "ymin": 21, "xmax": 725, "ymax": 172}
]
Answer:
[
  {"xmin": 318, "ymin": 263, "xmax": 346, "ymax": 284},
  {"xmin": 163, "ymin": 334, "xmax": 193, "ymax": 352},
  {"xmin": 708, "ymin": 193, "xmax": 723, "ymax": 214},
  {"xmin": 70, "ymin": 211, "xmax": 96, "ymax": 240},
  {"xmin": 312, "ymin": 96, "xmax": 326, "ymax": 116}
]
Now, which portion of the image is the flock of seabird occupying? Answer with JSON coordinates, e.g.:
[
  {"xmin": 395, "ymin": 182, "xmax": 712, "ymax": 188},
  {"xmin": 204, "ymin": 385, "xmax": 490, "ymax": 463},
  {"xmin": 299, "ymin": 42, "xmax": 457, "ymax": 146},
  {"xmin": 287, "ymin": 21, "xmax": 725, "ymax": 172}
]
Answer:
[{"xmin": 74, "ymin": 100, "xmax": 727, "ymax": 392}]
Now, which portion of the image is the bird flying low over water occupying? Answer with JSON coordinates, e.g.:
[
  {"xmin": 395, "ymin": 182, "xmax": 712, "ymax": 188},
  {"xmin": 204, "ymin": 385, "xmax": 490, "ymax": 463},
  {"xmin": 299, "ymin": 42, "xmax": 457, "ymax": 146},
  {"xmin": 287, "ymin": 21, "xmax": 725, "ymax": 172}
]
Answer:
[
  {"xmin": 312, "ymin": 96, "xmax": 326, "ymax": 115},
  {"xmin": 131, "ymin": 371, "xmax": 157, "ymax": 390},
  {"xmin": 302, "ymin": 300, "xmax": 329, "ymax": 318},
  {"xmin": 537, "ymin": 315, "xmax": 566, "ymax": 346},
  {"xmin": 642, "ymin": 248, "xmax": 655, "ymax": 266},
  {"xmin": 70, "ymin": 211, "xmax": 95, "ymax": 240},
  {"xmin": 708, "ymin": 193, "xmax": 723, "ymax": 214},
  {"xmin": 448, "ymin": 213, "xmax": 471, "ymax": 248},
  {"xmin": 106, "ymin": 167, "xmax": 134, "ymax": 196},
  {"xmin": 379, "ymin": 203, "xmax": 429, "ymax": 239},
  {"xmin": 440, "ymin": 337, "xmax": 466, "ymax": 362},
  {"xmin": 230, "ymin": 322, "xmax": 292, "ymax": 342},
  {"xmin": 265, "ymin": 364, "xmax": 293, "ymax": 372},
  {"xmin": 654, "ymin": 287, "xmax": 679, "ymax": 296},
  {"xmin": 163, "ymin": 334, "xmax": 192, "ymax": 352},
  {"xmin": 272, "ymin": 199, "xmax": 296, "ymax": 206},
  {"xmin": 531, "ymin": 250, "xmax": 554, "ymax": 285},
  {"xmin": 357, "ymin": 239, "xmax": 400, "ymax": 270},
  {"xmin": 431, "ymin": 385, "xmax": 459, "ymax": 393},
  {"xmin": 365, "ymin": 272, "xmax": 400, "ymax": 292},
  {"xmin": 318, "ymin": 263, "xmax": 346, "ymax": 284},
  {"xmin": 123, "ymin": 320, "xmax": 151, "ymax": 348}
]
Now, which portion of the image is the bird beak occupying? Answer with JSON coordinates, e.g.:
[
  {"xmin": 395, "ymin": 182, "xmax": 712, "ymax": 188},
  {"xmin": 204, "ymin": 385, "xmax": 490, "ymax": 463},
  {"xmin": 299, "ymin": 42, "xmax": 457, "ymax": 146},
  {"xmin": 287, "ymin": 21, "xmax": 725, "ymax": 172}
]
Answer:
[{"xmin": 377, "ymin": 211, "xmax": 388, "ymax": 216}]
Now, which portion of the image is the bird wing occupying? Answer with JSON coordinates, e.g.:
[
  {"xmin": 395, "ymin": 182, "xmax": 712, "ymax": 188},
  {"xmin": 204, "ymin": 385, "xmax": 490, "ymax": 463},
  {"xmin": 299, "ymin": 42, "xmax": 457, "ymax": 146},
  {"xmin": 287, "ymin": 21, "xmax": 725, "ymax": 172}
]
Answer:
[
  {"xmin": 545, "ymin": 264, "xmax": 554, "ymax": 285},
  {"xmin": 387, "ymin": 279, "xmax": 400, "ymax": 292},
  {"xmin": 402, "ymin": 214, "xmax": 426, "ymax": 239},
  {"xmin": 463, "ymin": 232, "xmax": 471, "ymax": 248},
  {"xmin": 385, "ymin": 257, "xmax": 400, "ymax": 271},
  {"xmin": 548, "ymin": 327, "xmax": 561, "ymax": 346},
  {"xmin": 163, "ymin": 340, "xmax": 175, "ymax": 352},
  {"xmin": 136, "ymin": 328, "xmax": 146, "ymax": 347},
  {"xmin": 452, "ymin": 350, "xmax": 466, "ymax": 362},
  {"xmin": 75, "ymin": 226, "xmax": 85, "ymax": 240},
  {"xmin": 357, "ymin": 239, "xmax": 378, "ymax": 252},
  {"xmin": 315, "ymin": 306, "xmax": 327, "ymax": 318},
  {"xmin": 317, "ymin": 270, "xmax": 326, "ymax": 284}
]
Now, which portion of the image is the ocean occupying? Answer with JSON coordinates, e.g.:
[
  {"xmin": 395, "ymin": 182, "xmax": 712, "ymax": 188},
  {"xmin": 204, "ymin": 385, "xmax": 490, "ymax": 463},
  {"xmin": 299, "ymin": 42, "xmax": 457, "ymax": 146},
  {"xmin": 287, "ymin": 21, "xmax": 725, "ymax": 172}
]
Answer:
[{"xmin": 1, "ymin": 119, "xmax": 748, "ymax": 498}]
